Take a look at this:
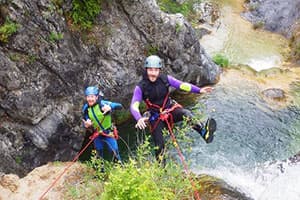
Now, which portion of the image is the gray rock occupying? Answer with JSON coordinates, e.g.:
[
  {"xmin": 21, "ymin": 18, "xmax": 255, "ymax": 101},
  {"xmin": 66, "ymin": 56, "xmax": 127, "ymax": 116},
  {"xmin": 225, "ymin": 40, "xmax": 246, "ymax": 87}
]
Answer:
[
  {"xmin": 242, "ymin": 0, "xmax": 300, "ymax": 38},
  {"xmin": 262, "ymin": 88, "xmax": 285, "ymax": 100},
  {"xmin": 0, "ymin": 0, "xmax": 220, "ymax": 176}
]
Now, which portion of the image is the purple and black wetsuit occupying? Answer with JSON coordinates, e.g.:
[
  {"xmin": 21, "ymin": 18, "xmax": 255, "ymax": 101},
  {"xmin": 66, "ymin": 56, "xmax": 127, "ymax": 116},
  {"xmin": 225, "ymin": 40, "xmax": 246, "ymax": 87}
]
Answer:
[{"xmin": 130, "ymin": 74, "xmax": 202, "ymax": 162}]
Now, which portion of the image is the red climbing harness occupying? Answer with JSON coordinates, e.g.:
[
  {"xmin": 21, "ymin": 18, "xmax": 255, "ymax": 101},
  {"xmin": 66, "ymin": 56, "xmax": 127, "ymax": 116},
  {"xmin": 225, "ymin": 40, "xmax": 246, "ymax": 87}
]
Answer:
[
  {"xmin": 92, "ymin": 126, "xmax": 119, "ymax": 140},
  {"xmin": 145, "ymin": 93, "xmax": 201, "ymax": 200}
]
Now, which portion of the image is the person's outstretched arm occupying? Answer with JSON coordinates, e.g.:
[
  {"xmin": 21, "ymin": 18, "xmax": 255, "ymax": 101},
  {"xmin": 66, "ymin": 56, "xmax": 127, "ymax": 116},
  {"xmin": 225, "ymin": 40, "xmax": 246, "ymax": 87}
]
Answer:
[
  {"xmin": 167, "ymin": 75, "xmax": 212, "ymax": 94},
  {"xmin": 101, "ymin": 100, "xmax": 123, "ymax": 110}
]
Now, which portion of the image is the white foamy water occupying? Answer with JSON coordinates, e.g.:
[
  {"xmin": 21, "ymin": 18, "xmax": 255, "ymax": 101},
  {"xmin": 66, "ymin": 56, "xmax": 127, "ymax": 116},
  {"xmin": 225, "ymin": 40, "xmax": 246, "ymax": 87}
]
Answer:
[{"xmin": 193, "ymin": 161, "xmax": 300, "ymax": 200}]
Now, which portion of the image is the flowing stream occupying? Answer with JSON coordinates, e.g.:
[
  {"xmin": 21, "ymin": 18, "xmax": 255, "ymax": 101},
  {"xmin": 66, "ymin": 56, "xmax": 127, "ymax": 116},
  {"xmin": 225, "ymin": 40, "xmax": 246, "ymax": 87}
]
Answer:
[
  {"xmin": 185, "ymin": 0, "xmax": 300, "ymax": 199},
  {"xmin": 200, "ymin": 0, "xmax": 289, "ymax": 71}
]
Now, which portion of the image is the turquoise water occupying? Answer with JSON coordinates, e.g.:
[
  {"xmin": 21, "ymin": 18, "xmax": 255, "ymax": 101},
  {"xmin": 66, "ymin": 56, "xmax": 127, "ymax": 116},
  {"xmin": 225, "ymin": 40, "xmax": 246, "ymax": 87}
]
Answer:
[
  {"xmin": 200, "ymin": 0, "xmax": 289, "ymax": 71},
  {"xmin": 182, "ymin": 76, "xmax": 300, "ymax": 199}
]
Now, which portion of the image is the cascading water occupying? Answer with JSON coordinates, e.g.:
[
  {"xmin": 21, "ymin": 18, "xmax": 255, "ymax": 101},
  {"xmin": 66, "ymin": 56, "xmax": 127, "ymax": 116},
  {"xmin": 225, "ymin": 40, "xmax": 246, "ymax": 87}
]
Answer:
[
  {"xmin": 184, "ymin": 73, "xmax": 300, "ymax": 199},
  {"xmin": 187, "ymin": 0, "xmax": 300, "ymax": 199}
]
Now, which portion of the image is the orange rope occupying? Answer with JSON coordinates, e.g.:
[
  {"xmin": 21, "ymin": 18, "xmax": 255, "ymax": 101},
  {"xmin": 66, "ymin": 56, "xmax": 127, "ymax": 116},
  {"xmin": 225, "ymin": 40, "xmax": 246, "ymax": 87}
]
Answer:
[
  {"xmin": 38, "ymin": 137, "xmax": 95, "ymax": 200},
  {"xmin": 165, "ymin": 117, "xmax": 201, "ymax": 200}
]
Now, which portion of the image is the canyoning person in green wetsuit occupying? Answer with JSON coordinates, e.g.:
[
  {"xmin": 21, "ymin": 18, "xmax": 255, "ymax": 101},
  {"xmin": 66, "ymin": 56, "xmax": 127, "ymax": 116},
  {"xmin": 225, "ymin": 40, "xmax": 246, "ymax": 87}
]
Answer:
[
  {"xmin": 130, "ymin": 55, "xmax": 217, "ymax": 163},
  {"xmin": 82, "ymin": 86, "xmax": 122, "ymax": 172}
]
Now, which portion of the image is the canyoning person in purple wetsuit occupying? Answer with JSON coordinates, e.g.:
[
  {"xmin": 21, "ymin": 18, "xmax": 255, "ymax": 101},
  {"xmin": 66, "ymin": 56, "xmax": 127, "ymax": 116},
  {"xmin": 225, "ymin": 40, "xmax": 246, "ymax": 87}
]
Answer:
[{"xmin": 130, "ymin": 55, "xmax": 217, "ymax": 163}]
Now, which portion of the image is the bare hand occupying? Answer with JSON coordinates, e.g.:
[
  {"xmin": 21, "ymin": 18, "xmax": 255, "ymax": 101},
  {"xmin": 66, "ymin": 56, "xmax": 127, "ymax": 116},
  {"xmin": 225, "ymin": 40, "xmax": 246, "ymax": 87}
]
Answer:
[
  {"xmin": 200, "ymin": 86, "xmax": 213, "ymax": 94},
  {"xmin": 135, "ymin": 117, "xmax": 148, "ymax": 129},
  {"xmin": 102, "ymin": 104, "xmax": 111, "ymax": 114},
  {"xmin": 82, "ymin": 119, "xmax": 92, "ymax": 128}
]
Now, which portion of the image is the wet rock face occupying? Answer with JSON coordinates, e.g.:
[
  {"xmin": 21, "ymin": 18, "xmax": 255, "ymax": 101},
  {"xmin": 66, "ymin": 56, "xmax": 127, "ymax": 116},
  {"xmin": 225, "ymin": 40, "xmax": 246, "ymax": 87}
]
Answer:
[
  {"xmin": 0, "ymin": 0, "xmax": 220, "ymax": 176},
  {"xmin": 289, "ymin": 152, "xmax": 300, "ymax": 164},
  {"xmin": 242, "ymin": 0, "xmax": 300, "ymax": 38}
]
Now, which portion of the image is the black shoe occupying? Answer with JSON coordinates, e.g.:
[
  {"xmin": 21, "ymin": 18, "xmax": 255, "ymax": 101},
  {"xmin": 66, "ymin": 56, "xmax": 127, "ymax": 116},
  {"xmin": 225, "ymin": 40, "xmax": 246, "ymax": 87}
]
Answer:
[
  {"xmin": 192, "ymin": 123, "xmax": 204, "ymax": 134},
  {"xmin": 203, "ymin": 118, "xmax": 216, "ymax": 143}
]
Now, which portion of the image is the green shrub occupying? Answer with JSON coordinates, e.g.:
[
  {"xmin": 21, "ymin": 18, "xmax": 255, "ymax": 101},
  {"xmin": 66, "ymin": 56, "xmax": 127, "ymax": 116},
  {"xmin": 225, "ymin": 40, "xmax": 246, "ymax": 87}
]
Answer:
[
  {"xmin": 175, "ymin": 22, "xmax": 182, "ymax": 33},
  {"xmin": 67, "ymin": 129, "xmax": 199, "ymax": 200},
  {"xmin": 0, "ymin": 18, "xmax": 19, "ymax": 43},
  {"xmin": 71, "ymin": 0, "xmax": 101, "ymax": 30},
  {"xmin": 253, "ymin": 21, "xmax": 264, "ymax": 29},
  {"xmin": 146, "ymin": 44, "xmax": 159, "ymax": 56},
  {"xmin": 212, "ymin": 54, "xmax": 229, "ymax": 67},
  {"xmin": 49, "ymin": 31, "xmax": 63, "ymax": 42},
  {"xmin": 157, "ymin": 0, "xmax": 202, "ymax": 24},
  {"xmin": 100, "ymin": 136, "xmax": 193, "ymax": 200},
  {"xmin": 295, "ymin": 42, "xmax": 300, "ymax": 59}
]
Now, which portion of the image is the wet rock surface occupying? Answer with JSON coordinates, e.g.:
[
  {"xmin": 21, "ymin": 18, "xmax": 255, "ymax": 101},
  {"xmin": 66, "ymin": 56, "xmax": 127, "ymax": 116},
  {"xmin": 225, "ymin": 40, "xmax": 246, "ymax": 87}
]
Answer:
[
  {"xmin": 242, "ymin": 0, "xmax": 300, "ymax": 38},
  {"xmin": 0, "ymin": 0, "xmax": 220, "ymax": 176}
]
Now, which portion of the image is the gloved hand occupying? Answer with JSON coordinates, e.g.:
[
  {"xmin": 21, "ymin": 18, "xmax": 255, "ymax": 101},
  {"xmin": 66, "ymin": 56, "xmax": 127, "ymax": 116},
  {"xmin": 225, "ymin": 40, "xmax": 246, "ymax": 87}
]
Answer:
[
  {"xmin": 82, "ymin": 119, "xmax": 92, "ymax": 128},
  {"xmin": 135, "ymin": 117, "xmax": 148, "ymax": 129},
  {"xmin": 101, "ymin": 104, "xmax": 112, "ymax": 115},
  {"xmin": 89, "ymin": 131, "xmax": 99, "ymax": 140},
  {"xmin": 200, "ymin": 86, "xmax": 213, "ymax": 94}
]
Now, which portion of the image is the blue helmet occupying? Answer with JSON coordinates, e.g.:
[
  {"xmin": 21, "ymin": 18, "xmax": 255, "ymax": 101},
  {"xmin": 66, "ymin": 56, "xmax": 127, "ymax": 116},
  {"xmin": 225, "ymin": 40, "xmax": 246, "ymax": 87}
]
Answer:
[
  {"xmin": 144, "ymin": 55, "xmax": 162, "ymax": 68},
  {"xmin": 84, "ymin": 86, "xmax": 99, "ymax": 96}
]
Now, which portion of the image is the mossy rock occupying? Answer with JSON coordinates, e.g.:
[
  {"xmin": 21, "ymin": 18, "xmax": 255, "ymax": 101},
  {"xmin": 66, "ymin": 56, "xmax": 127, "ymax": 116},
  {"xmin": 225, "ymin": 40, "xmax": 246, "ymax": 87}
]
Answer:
[{"xmin": 197, "ymin": 174, "xmax": 254, "ymax": 200}]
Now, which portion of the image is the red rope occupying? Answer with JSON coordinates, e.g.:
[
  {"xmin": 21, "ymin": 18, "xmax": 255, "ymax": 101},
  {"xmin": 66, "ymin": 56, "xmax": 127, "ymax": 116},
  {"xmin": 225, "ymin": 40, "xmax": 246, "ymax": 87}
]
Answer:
[
  {"xmin": 165, "ymin": 118, "xmax": 201, "ymax": 200},
  {"xmin": 38, "ymin": 137, "xmax": 95, "ymax": 200},
  {"xmin": 146, "ymin": 98, "xmax": 201, "ymax": 199}
]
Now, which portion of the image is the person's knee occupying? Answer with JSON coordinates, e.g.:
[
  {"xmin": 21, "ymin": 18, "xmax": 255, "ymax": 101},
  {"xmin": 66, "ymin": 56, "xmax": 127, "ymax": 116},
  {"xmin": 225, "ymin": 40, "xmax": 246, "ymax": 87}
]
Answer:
[{"xmin": 182, "ymin": 109, "xmax": 193, "ymax": 118}]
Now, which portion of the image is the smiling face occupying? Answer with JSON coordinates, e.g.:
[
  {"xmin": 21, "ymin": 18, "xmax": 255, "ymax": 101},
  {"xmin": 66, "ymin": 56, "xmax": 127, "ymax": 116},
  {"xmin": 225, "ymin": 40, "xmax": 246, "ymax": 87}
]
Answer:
[
  {"xmin": 86, "ymin": 94, "xmax": 98, "ymax": 106},
  {"xmin": 146, "ymin": 67, "xmax": 160, "ymax": 82}
]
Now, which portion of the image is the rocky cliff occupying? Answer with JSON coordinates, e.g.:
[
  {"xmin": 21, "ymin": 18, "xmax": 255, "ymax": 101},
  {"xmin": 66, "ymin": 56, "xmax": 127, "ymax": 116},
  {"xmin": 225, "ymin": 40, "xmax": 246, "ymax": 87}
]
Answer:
[
  {"xmin": 242, "ymin": 0, "xmax": 300, "ymax": 38},
  {"xmin": 0, "ymin": 0, "xmax": 220, "ymax": 176}
]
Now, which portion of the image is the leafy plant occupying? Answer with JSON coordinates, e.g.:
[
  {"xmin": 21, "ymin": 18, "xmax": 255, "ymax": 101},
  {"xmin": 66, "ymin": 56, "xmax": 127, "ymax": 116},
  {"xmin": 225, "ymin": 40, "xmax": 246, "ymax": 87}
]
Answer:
[
  {"xmin": 100, "ymin": 135, "xmax": 193, "ymax": 200},
  {"xmin": 253, "ymin": 21, "xmax": 264, "ymax": 29},
  {"xmin": 49, "ymin": 31, "xmax": 63, "ymax": 42},
  {"xmin": 0, "ymin": 18, "xmax": 19, "ymax": 43},
  {"xmin": 212, "ymin": 54, "xmax": 229, "ymax": 67},
  {"xmin": 66, "ymin": 127, "xmax": 200, "ymax": 199},
  {"xmin": 9, "ymin": 53, "xmax": 22, "ymax": 62},
  {"xmin": 157, "ymin": 0, "xmax": 202, "ymax": 25},
  {"xmin": 71, "ymin": 0, "xmax": 102, "ymax": 30},
  {"xmin": 15, "ymin": 156, "xmax": 22, "ymax": 164},
  {"xmin": 175, "ymin": 22, "xmax": 182, "ymax": 34},
  {"xmin": 146, "ymin": 44, "xmax": 159, "ymax": 56}
]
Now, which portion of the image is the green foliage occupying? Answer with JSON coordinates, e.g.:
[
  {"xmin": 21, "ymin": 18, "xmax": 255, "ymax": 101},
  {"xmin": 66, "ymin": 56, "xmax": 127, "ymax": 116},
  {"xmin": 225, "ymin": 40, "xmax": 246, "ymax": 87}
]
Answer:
[
  {"xmin": 71, "ymin": 0, "xmax": 102, "ymax": 30},
  {"xmin": 294, "ymin": 42, "xmax": 300, "ymax": 60},
  {"xmin": 27, "ymin": 54, "xmax": 37, "ymax": 64},
  {"xmin": 9, "ymin": 53, "xmax": 22, "ymax": 62},
  {"xmin": 146, "ymin": 44, "xmax": 159, "ymax": 56},
  {"xmin": 15, "ymin": 156, "xmax": 22, "ymax": 164},
  {"xmin": 51, "ymin": 0, "xmax": 63, "ymax": 8},
  {"xmin": 67, "ymin": 128, "xmax": 199, "ymax": 199},
  {"xmin": 100, "ymin": 135, "xmax": 193, "ymax": 200},
  {"xmin": 253, "ymin": 21, "xmax": 264, "ymax": 29},
  {"xmin": 175, "ymin": 22, "xmax": 182, "ymax": 34},
  {"xmin": 8, "ymin": 52, "xmax": 37, "ymax": 64},
  {"xmin": 49, "ymin": 31, "xmax": 63, "ymax": 42},
  {"xmin": 212, "ymin": 54, "xmax": 229, "ymax": 67},
  {"xmin": 0, "ymin": 18, "xmax": 19, "ymax": 43},
  {"xmin": 113, "ymin": 109, "xmax": 131, "ymax": 124},
  {"xmin": 157, "ymin": 0, "xmax": 202, "ymax": 24}
]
